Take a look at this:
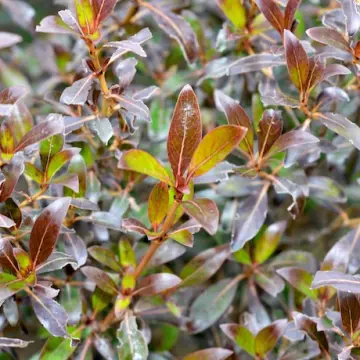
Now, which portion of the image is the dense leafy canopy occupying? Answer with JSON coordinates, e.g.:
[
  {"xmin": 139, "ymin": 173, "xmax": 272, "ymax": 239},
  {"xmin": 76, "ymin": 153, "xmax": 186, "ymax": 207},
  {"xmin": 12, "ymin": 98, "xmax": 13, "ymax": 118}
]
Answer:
[{"xmin": 1, "ymin": 0, "xmax": 360, "ymax": 359}]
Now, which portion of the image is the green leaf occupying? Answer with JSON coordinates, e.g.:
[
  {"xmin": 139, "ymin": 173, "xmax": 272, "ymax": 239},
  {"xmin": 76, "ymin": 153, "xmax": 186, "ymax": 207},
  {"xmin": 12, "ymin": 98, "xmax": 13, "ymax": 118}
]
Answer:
[
  {"xmin": 150, "ymin": 323, "xmax": 179, "ymax": 352},
  {"xmin": 117, "ymin": 312, "xmax": 149, "ymax": 360},
  {"xmin": 40, "ymin": 327, "xmax": 82, "ymax": 360},
  {"xmin": 187, "ymin": 125, "xmax": 246, "ymax": 179},
  {"xmin": 148, "ymin": 182, "xmax": 169, "ymax": 230},
  {"xmin": 81, "ymin": 266, "xmax": 118, "ymax": 295},
  {"xmin": 40, "ymin": 134, "xmax": 64, "ymax": 170},
  {"xmin": 254, "ymin": 221, "xmax": 286, "ymax": 264},
  {"xmin": 88, "ymin": 246, "xmax": 121, "ymax": 272},
  {"xmin": 187, "ymin": 278, "xmax": 237, "ymax": 334},
  {"xmin": 13, "ymin": 248, "xmax": 32, "ymax": 277},
  {"xmin": 74, "ymin": 0, "xmax": 99, "ymax": 39},
  {"xmin": 24, "ymin": 162, "xmax": 43, "ymax": 184},
  {"xmin": 232, "ymin": 248, "xmax": 252, "ymax": 265},
  {"xmin": 220, "ymin": 324, "xmax": 255, "ymax": 356},
  {"xmin": 277, "ymin": 267, "xmax": 317, "ymax": 299},
  {"xmin": 64, "ymin": 154, "xmax": 87, "ymax": 197},
  {"xmin": 216, "ymin": 0, "xmax": 246, "ymax": 29},
  {"xmin": 254, "ymin": 319, "xmax": 287, "ymax": 356},
  {"xmin": 118, "ymin": 149, "xmax": 174, "ymax": 185},
  {"xmin": 119, "ymin": 238, "xmax": 136, "ymax": 269},
  {"xmin": 46, "ymin": 148, "xmax": 80, "ymax": 181}
]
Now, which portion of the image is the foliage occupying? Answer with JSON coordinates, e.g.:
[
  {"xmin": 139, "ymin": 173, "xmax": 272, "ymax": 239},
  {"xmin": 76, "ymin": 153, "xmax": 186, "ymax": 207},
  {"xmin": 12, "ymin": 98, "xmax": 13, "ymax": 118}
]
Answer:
[{"xmin": 0, "ymin": 0, "xmax": 360, "ymax": 359}]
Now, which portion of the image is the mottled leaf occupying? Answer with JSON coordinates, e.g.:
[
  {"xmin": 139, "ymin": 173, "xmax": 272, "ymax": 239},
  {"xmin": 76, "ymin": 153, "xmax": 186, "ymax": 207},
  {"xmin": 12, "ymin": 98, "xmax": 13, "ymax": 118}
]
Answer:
[
  {"xmin": 167, "ymin": 84, "xmax": 202, "ymax": 182},
  {"xmin": 117, "ymin": 312, "xmax": 149, "ymax": 360}
]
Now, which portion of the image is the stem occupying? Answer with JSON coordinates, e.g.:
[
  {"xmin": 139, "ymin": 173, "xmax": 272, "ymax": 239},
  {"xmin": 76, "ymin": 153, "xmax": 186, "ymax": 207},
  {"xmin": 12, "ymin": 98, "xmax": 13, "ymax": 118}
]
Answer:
[
  {"xmin": 19, "ymin": 185, "xmax": 48, "ymax": 208},
  {"xmin": 88, "ymin": 41, "xmax": 111, "ymax": 117},
  {"xmin": 134, "ymin": 200, "xmax": 180, "ymax": 279}
]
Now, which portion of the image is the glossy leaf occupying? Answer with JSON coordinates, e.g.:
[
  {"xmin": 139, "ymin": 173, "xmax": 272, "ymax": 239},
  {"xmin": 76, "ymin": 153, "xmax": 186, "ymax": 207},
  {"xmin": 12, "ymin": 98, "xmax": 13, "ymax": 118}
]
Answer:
[
  {"xmin": 0, "ymin": 32, "xmax": 22, "ymax": 49},
  {"xmin": 187, "ymin": 125, "xmax": 246, "ymax": 179},
  {"xmin": 255, "ymin": 320, "xmax": 287, "ymax": 356},
  {"xmin": 141, "ymin": 2, "xmax": 199, "ymax": 64},
  {"xmin": 183, "ymin": 348, "xmax": 233, "ymax": 360},
  {"xmin": 284, "ymin": 30, "xmax": 309, "ymax": 93},
  {"xmin": 88, "ymin": 246, "xmax": 121, "ymax": 272},
  {"xmin": 221, "ymin": 324, "xmax": 255, "ymax": 355},
  {"xmin": 284, "ymin": 0, "xmax": 302, "ymax": 30},
  {"xmin": 0, "ymin": 337, "xmax": 32, "ymax": 348},
  {"xmin": 46, "ymin": 148, "xmax": 80, "ymax": 181},
  {"xmin": 312, "ymin": 270, "xmax": 360, "ymax": 293},
  {"xmin": 314, "ymin": 112, "xmax": 360, "ymax": 150},
  {"xmin": 258, "ymin": 109, "xmax": 283, "ymax": 156},
  {"xmin": 62, "ymin": 232, "xmax": 87, "ymax": 269},
  {"xmin": 182, "ymin": 199, "xmax": 219, "ymax": 235},
  {"xmin": 187, "ymin": 278, "xmax": 237, "ymax": 334},
  {"xmin": 119, "ymin": 149, "xmax": 173, "ymax": 185},
  {"xmin": 215, "ymin": 90, "xmax": 254, "ymax": 154},
  {"xmin": 30, "ymin": 290, "xmax": 69, "ymax": 337},
  {"xmin": 277, "ymin": 267, "xmax": 317, "ymax": 299},
  {"xmin": 148, "ymin": 182, "xmax": 169, "ymax": 230},
  {"xmin": 36, "ymin": 252, "xmax": 77, "ymax": 274},
  {"xmin": 231, "ymin": 187, "xmax": 268, "ymax": 252},
  {"xmin": 0, "ymin": 155, "xmax": 24, "ymax": 202},
  {"xmin": 265, "ymin": 130, "xmax": 319, "ymax": 158},
  {"xmin": 293, "ymin": 312, "xmax": 329, "ymax": 355},
  {"xmin": 254, "ymin": 221, "xmax": 287, "ymax": 264},
  {"xmin": 338, "ymin": 291, "xmax": 360, "ymax": 337},
  {"xmin": 60, "ymin": 75, "xmax": 95, "ymax": 105},
  {"xmin": 180, "ymin": 244, "xmax": 230, "ymax": 287},
  {"xmin": 167, "ymin": 84, "xmax": 202, "ymax": 182},
  {"xmin": 255, "ymin": 0, "xmax": 284, "ymax": 34},
  {"xmin": 136, "ymin": 273, "xmax": 182, "ymax": 296},
  {"xmin": 81, "ymin": 266, "xmax": 118, "ymax": 295},
  {"xmin": 93, "ymin": 0, "xmax": 117, "ymax": 26},
  {"xmin": 15, "ymin": 114, "xmax": 64, "ymax": 153},
  {"xmin": 306, "ymin": 27, "xmax": 352, "ymax": 53},
  {"xmin": 341, "ymin": 0, "xmax": 360, "ymax": 36},
  {"xmin": 29, "ymin": 198, "xmax": 71, "ymax": 267}
]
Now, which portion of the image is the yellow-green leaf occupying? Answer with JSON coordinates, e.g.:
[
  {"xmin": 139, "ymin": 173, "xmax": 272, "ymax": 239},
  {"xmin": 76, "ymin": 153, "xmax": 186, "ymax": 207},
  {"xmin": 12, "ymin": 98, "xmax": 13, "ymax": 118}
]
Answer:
[
  {"xmin": 118, "ymin": 149, "xmax": 173, "ymax": 185},
  {"xmin": 187, "ymin": 125, "xmax": 247, "ymax": 179},
  {"xmin": 148, "ymin": 182, "xmax": 169, "ymax": 230},
  {"xmin": 216, "ymin": 0, "xmax": 247, "ymax": 29}
]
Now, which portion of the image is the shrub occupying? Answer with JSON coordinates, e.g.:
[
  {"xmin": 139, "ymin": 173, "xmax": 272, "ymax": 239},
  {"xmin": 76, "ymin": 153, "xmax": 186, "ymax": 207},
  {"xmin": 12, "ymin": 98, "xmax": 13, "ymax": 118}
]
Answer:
[{"xmin": 1, "ymin": 0, "xmax": 360, "ymax": 359}]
